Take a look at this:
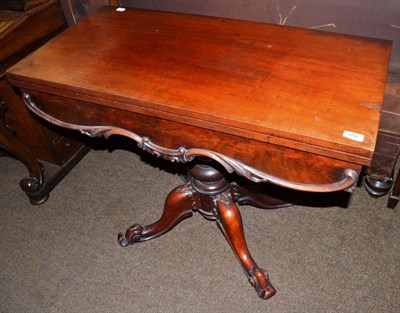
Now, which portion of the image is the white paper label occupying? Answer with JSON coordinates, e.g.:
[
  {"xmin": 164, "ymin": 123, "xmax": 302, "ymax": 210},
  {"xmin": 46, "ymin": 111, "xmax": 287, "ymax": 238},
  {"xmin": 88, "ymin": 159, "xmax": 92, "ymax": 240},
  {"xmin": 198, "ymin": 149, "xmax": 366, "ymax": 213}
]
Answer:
[{"xmin": 342, "ymin": 130, "xmax": 365, "ymax": 142}]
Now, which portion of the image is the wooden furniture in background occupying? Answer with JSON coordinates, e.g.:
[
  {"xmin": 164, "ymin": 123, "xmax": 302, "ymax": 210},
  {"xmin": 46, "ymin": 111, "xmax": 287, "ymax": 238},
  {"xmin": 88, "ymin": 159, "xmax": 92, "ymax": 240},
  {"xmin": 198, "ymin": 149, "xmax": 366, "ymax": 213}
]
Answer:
[
  {"xmin": 0, "ymin": 0, "xmax": 89, "ymax": 204},
  {"xmin": 365, "ymin": 72, "xmax": 400, "ymax": 208},
  {"xmin": 8, "ymin": 8, "xmax": 391, "ymax": 299},
  {"xmin": 61, "ymin": 0, "xmax": 119, "ymax": 26}
]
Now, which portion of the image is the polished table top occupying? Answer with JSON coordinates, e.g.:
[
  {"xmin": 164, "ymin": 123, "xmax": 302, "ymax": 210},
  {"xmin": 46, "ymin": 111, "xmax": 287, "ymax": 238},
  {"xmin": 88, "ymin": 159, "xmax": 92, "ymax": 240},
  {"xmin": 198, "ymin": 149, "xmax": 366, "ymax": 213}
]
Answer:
[{"xmin": 8, "ymin": 7, "xmax": 391, "ymax": 163}]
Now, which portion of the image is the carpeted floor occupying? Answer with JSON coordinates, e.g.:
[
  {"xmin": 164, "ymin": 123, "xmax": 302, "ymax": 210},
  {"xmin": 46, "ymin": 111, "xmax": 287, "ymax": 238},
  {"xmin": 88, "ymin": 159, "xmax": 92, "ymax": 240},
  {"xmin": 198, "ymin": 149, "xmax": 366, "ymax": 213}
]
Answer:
[{"xmin": 1, "ymin": 148, "xmax": 399, "ymax": 313}]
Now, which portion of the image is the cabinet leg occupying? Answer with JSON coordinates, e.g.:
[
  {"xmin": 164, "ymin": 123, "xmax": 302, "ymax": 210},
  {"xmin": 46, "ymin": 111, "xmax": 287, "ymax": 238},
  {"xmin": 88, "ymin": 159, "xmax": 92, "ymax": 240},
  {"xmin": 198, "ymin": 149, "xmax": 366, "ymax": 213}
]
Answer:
[
  {"xmin": 387, "ymin": 169, "xmax": 400, "ymax": 209},
  {"xmin": 0, "ymin": 101, "xmax": 45, "ymax": 204},
  {"xmin": 364, "ymin": 175, "xmax": 393, "ymax": 197}
]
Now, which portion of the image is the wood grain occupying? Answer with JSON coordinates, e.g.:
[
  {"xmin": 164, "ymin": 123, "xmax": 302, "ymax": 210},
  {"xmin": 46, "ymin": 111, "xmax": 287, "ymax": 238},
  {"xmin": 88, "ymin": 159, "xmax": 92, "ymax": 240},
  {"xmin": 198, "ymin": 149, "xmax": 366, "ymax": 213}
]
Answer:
[{"xmin": 8, "ymin": 7, "xmax": 391, "ymax": 164}]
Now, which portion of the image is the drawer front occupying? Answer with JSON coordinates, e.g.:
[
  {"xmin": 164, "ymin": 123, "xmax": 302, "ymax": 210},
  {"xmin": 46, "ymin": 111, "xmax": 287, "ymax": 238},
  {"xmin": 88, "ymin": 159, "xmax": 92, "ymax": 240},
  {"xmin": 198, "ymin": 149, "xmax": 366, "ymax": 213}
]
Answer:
[
  {"xmin": 0, "ymin": 77, "xmax": 85, "ymax": 165},
  {"xmin": 51, "ymin": 134, "xmax": 85, "ymax": 164}
]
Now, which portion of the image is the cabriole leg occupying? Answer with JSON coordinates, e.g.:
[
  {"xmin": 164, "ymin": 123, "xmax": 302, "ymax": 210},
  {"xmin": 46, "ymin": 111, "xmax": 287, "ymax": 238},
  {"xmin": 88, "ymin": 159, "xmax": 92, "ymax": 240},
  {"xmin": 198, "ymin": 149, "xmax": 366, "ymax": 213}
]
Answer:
[
  {"xmin": 214, "ymin": 192, "xmax": 276, "ymax": 300},
  {"xmin": 118, "ymin": 184, "xmax": 196, "ymax": 246},
  {"xmin": 188, "ymin": 161, "xmax": 276, "ymax": 300}
]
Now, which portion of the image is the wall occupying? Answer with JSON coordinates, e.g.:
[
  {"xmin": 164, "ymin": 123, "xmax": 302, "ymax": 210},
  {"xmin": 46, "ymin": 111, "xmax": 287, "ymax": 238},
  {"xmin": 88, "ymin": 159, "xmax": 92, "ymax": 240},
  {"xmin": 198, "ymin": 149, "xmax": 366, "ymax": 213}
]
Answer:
[{"xmin": 120, "ymin": 0, "xmax": 400, "ymax": 72}]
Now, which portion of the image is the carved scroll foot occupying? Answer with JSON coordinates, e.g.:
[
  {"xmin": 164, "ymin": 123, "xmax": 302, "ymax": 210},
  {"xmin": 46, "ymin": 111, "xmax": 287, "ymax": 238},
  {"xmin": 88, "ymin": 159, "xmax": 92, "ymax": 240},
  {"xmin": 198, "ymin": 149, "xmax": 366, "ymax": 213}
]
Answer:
[
  {"xmin": 19, "ymin": 176, "xmax": 51, "ymax": 204},
  {"xmin": 118, "ymin": 223, "xmax": 144, "ymax": 247},
  {"xmin": 0, "ymin": 101, "xmax": 45, "ymax": 203},
  {"xmin": 118, "ymin": 184, "xmax": 196, "ymax": 246},
  {"xmin": 248, "ymin": 267, "xmax": 276, "ymax": 299},
  {"xmin": 214, "ymin": 192, "xmax": 276, "ymax": 299}
]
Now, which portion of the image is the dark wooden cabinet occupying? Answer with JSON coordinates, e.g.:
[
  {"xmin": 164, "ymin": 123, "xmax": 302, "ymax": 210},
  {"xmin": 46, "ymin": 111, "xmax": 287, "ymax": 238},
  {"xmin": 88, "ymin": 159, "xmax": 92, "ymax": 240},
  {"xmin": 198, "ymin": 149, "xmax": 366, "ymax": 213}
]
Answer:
[
  {"xmin": 0, "ymin": 0, "xmax": 89, "ymax": 204},
  {"xmin": 364, "ymin": 72, "xmax": 400, "ymax": 208}
]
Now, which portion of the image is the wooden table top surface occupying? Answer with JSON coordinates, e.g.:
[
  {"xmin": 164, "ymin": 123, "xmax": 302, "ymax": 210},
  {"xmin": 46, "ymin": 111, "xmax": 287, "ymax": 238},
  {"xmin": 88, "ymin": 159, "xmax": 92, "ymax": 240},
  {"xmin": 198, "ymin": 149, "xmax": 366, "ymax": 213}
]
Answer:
[{"xmin": 8, "ymin": 7, "xmax": 392, "ymax": 163}]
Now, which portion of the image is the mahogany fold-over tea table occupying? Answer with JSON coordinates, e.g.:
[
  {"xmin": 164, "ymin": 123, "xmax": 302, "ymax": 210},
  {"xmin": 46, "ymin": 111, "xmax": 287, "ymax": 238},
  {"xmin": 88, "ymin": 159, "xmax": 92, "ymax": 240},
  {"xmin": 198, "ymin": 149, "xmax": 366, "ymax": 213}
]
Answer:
[{"xmin": 7, "ymin": 7, "xmax": 391, "ymax": 299}]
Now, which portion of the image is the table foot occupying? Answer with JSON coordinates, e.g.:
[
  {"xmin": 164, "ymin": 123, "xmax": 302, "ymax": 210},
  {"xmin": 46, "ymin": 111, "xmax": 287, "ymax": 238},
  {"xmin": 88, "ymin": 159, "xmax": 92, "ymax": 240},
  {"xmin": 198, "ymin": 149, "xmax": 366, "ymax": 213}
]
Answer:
[
  {"xmin": 249, "ymin": 267, "xmax": 276, "ymax": 299},
  {"xmin": 118, "ymin": 184, "xmax": 196, "ymax": 246}
]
